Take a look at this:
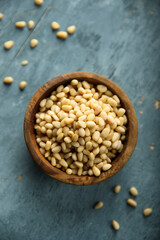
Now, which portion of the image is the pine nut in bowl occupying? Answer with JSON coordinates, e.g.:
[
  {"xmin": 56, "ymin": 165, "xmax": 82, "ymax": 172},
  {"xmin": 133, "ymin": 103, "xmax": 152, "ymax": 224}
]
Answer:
[{"xmin": 24, "ymin": 72, "xmax": 138, "ymax": 185}]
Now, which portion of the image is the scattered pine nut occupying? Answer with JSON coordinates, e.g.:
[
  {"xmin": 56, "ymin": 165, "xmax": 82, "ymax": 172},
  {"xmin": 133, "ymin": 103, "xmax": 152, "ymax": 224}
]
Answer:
[
  {"xmin": 0, "ymin": 13, "xmax": 3, "ymax": 20},
  {"xmin": 127, "ymin": 198, "xmax": 137, "ymax": 207},
  {"xmin": 143, "ymin": 208, "xmax": 152, "ymax": 216},
  {"xmin": 94, "ymin": 201, "xmax": 104, "ymax": 209},
  {"xmin": 51, "ymin": 21, "xmax": 60, "ymax": 30},
  {"xmin": 30, "ymin": 39, "xmax": 39, "ymax": 48},
  {"xmin": 112, "ymin": 220, "xmax": 120, "ymax": 230},
  {"xmin": 28, "ymin": 20, "xmax": 35, "ymax": 29},
  {"xmin": 21, "ymin": 60, "xmax": 28, "ymax": 66},
  {"xmin": 3, "ymin": 76, "xmax": 14, "ymax": 85},
  {"xmin": 17, "ymin": 174, "xmax": 23, "ymax": 181},
  {"xmin": 114, "ymin": 185, "xmax": 121, "ymax": 194},
  {"xmin": 67, "ymin": 25, "xmax": 76, "ymax": 34},
  {"xmin": 15, "ymin": 21, "xmax": 26, "ymax": 28},
  {"xmin": 139, "ymin": 110, "xmax": 144, "ymax": 114},
  {"xmin": 56, "ymin": 31, "xmax": 68, "ymax": 39},
  {"xmin": 154, "ymin": 100, "xmax": 159, "ymax": 109},
  {"xmin": 19, "ymin": 81, "xmax": 27, "ymax": 90},
  {"xmin": 129, "ymin": 186, "xmax": 138, "ymax": 196},
  {"xmin": 149, "ymin": 145, "xmax": 155, "ymax": 150},
  {"xmin": 34, "ymin": 0, "xmax": 43, "ymax": 6},
  {"xmin": 4, "ymin": 40, "xmax": 14, "ymax": 50}
]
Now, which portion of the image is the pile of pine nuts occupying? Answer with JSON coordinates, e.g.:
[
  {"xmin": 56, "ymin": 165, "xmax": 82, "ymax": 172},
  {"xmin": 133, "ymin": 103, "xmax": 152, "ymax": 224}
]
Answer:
[{"xmin": 34, "ymin": 80, "xmax": 127, "ymax": 177}]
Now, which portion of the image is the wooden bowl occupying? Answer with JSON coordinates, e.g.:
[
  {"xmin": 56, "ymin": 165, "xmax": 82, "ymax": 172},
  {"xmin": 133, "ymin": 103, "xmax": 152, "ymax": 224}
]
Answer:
[{"xmin": 24, "ymin": 72, "xmax": 138, "ymax": 185}]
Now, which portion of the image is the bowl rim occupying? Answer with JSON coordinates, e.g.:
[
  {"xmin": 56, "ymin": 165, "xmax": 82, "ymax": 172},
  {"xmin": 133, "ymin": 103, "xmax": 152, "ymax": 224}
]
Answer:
[{"xmin": 24, "ymin": 72, "xmax": 138, "ymax": 185}]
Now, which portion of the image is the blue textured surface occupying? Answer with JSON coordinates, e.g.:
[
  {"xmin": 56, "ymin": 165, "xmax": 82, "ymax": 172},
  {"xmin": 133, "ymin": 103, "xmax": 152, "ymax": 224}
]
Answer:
[{"xmin": 0, "ymin": 0, "xmax": 160, "ymax": 239}]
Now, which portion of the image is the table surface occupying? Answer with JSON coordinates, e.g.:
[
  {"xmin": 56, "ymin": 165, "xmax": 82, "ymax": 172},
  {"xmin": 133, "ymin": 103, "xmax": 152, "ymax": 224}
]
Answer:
[{"xmin": 0, "ymin": 0, "xmax": 160, "ymax": 239}]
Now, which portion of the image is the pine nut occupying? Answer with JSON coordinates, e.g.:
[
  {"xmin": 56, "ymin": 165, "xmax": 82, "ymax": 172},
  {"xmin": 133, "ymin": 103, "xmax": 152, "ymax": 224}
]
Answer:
[
  {"xmin": 78, "ymin": 120, "xmax": 86, "ymax": 128},
  {"xmin": 67, "ymin": 25, "xmax": 76, "ymax": 34},
  {"xmin": 106, "ymin": 90, "xmax": 113, "ymax": 97},
  {"xmin": 52, "ymin": 146, "xmax": 61, "ymax": 153},
  {"xmin": 127, "ymin": 198, "xmax": 137, "ymax": 207},
  {"xmin": 92, "ymin": 131, "xmax": 100, "ymax": 142},
  {"xmin": 21, "ymin": 60, "xmax": 28, "ymax": 66},
  {"xmin": 64, "ymin": 137, "xmax": 72, "ymax": 144},
  {"xmin": 51, "ymin": 157, "xmax": 56, "ymax": 166},
  {"xmin": 0, "ymin": 13, "xmax": 3, "ymax": 20},
  {"xmin": 99, "ymin": 145, "xmax": 106, "ymax": 154},
  {"xmin": 88, "ymin": 169, "xmax": 93, "ymax": 175},
  {"xmin": 112, "ymin": 132, "xmax": 120, "ymax": 142},
  {"xmin": 77, "ymin": 152, "xmax": 83, "ymax": 161},
  {"xmin": 86, "ymin": 142, "xmax": 93, "ymax": 150},
  {"xmin": 86, "ymin": 121, "xmax": 96, "ymax": 128},
  {"xmin": 46, "ymin": 100, "xmax": 53, "ymax": 108},
  {"xmin": 79, "ymin": 128, "xmax": 85, "ymax": 137},
  {"xmin": 112, "ymin": 140, "xmax": 119, "ymax": 149},
  {"xmin": 28, "ymin": 20, "xmax": 35, "ymax": 29},
  {"xmin": 96, "ymin": 162, "xmax": 103, "ymax": 169},
  {"xmin": 98, "ymin": 117, "xmax": 105, "ymax": 126},
  {"xmin": 44, "ymin": 114, "xmax": 52, "ymax": 123},
  {"xmin": 143, "ymin": 208, "xmax": 152, "ymax": 216},
  {"xmin": 3, "ymin": 76, "xmax": 14, "ymax": 85},
  {"xmin": 108, "ymin": 115, "xmax": 115, "ymax": 124},
  {"xmin": 129, "ymin": 186, "xmax": 138, "ymax": 196},
  {"xmin": 113, "ymin": 95, "xmax": 120, "ymax": 103},
  {"xmin": 72, "ymin": 134, "xmax": 78, "ymax": 142},
  {"xmin": 101, "ymin": 128, "xmax": 110, "ymax": 138},
  {"xmin": 66, "ymin": 168, "xmax": 72, "ymax": 175},
  {"xmin": 45, "ymin": 123, "xmax": 53, "ymax": 129},
  {"xmin": 97, "ymin": 85, "xmax": 107, "ymax": 93},
  {"xmin": 93, "ymin": 147, "xmax": 99, "ymax": 155},
  {"xmin": 45, "ymin": 141, "xmax": 51, "ymax": 150},
  {"xmin": 62, "ymin": 105, "xmax": 72, "ymax": 112},
  {"xmin": 30, "ymin": 39, "xmax": 39, "ymax": 48},
  {"xmin": 114, "ymin": 185, "xmax": 121, "ymax": 194},
  {"xmin": 112, "ymin": 220, "xmax": 120, "ymax": 230},
  {"xmin": 117, "ymin": 108, "xmax": 126, "ymax": 117},
  {"xmin": 94, "ymin": 201, "xmax": 104, "ymax": 209},
  {"xmin": 108, "ymin": 98, "xmax": 117, "ymax": 107},
  {"xmin": 89, "ymin": 153, "xmax": 95, "ymax": 161},
  {"xmin": 92, "ymin": 166, "xmax": 101, "ymax": 176},
  {"xmin": 56, "ymin": 31, "xmax": 68, "ymax": 39},
  {"xmin": 54, "ymin": 153, "xmax": 61, "ymax": 160},
  {"xmin": 74, "ymin": 161, "xmax": 83, "ymax": 168},
  {"xmin": 71, "ymin": 79, "xmax": 78, "ymax": 85},
  {"xmin": 15, "ymin": 21, "xmax": 26, "ymax": 28},
  {"xmin": 19, "ymin": 81, "xmax": 27, "ymax": 90},
  {"xmin": 60, "ymin": 159, "xmax": 68, "ymax": 168},
  {"xmin": 116, "ymin": 126, "xmax": 125, "ymax": 134},
  {"xmin": 102, "ymin": 163, "xmax": 112, "ymax": 171},
  {"xmin": 77, "ymin": 168, "xmax": 83, "ymax": 176},
  {"xmin": 77, "ymin": 146, "xmax": 84, "ymax": 152},
  {"xmin": 4, "ymin": 40, "xmax": 14, "ymax": 50},
  {"xmin": 51, "ymin": 21, "xmax": 60, "ymax": 30},
  {"xmin": 34, "ymin": 0, "xmax": 43, "ymax": 6},
  {"xmin": 87, "ymin": 113, "xmax": 95, "ymax": 121},
  {"xmin": 40, "ymin": 99, "xmax": 46, "ymax": 108}
]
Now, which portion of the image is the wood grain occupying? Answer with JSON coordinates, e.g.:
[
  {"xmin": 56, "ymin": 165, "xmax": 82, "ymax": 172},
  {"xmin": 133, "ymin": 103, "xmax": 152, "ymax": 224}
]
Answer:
[{"xmin": 24, "ymin": 72, "xmax": 138, "ymax": 185}]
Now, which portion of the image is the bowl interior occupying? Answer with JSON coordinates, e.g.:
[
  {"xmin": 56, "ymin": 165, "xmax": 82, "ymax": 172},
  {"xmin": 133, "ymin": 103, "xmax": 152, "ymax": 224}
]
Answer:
[{"xmin": 24, "ymin": 72, "xmax": 138, "ymax": 185}]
